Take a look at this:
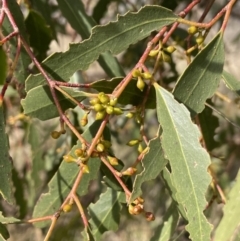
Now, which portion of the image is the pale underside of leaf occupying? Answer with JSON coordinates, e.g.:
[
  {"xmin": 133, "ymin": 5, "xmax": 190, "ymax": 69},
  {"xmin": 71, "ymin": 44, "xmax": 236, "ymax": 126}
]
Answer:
[
  {"xmin": 214, "ymin": 170, "xmax": 240, "ymax": 241},
  {"xmin": 173, "ymin": 32, "xmax": 224, "ymax": 115},
  {"xmin": 130, "ymin": 133, "xmax": 168, "ymax": 203},
  {"xmin": 26, "ymin": 5, "xmax": 178, "ymax": 88},
  {"xmin": 154, "ymin": 84, "xmax": 212, "ymax": 241}
]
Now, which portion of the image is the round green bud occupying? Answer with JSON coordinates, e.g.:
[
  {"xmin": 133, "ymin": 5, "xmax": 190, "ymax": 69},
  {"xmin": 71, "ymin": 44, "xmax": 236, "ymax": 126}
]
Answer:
[
  {"xmin": 51, "ymin": 131, "xmax": 61, "ymax": 139},
  {"xmin": 99, "ymin": 94, "xmax": 110, "ymax": 104},
  {"xmin": 74, "ymin": 148, "xmax": 84, "ymax": 157},
  {"xmin": 106, "ymin": 105, "xmax": 114, "ymax": 115},
  {"xmin": 93, "ymin": 103, "xmax": 104, "ymax": 112},
  {"xmin": 107, "ymin": 156, "xmax": 119, "ymax": 166},
  {"xmin": 141, "ymin": 72, "xmax": 152, "ymax": 79},
  {"xmin": 109, "ymin": 97, "xmax": 118, "ymax": 106},
  {"xmin": 63, "ymin": 155, "xmax": 76, "ymax": 163},
  {"xmin": 90, "ymin": 97, "xmax": 100, "ymax": 105},
  {"xmin": 127, "ymin": 139, "xmax": 140, "ymax": 146},
  {"xmin": 95, "ymin": 110, "xmax": 106, "ymax": 120},
  {"xmin": 148, "ymin": 49, "xmax": 159, "ymax": 57},
  {"xmin": 196, "ymin": 34, "xmax": 204, "ymax": 45},
  {"xmin": 188, "ymin": 25, "xmax": 198, "ymax": 35},
  {"xmin": 137, "ymin": 77, "xmax": 145, "ymax": 91},
  {"xmin": 126, "ymin": 112, "xmax": 134, "ymax": 118},
  {"xmin": 63, "ymin": 204, "xmax": 72, "ymax": 213},
  {"xmin": 113, "ymin": 107, "xmax": 123, "ymax": 115},
  {"xmin": 164, "ymin": 46, "xmax": 176, "ymax": 54},
  {"xmin": 96, "ymin": 143, "xmax": 105, "ymax": 152},
  {"xmin": 132, "ymin": 69, "xmax": 141, "ymax": 77},
  {"xmin": 162, "ymin": 52, "xmax": 171, "ymax": 63}
]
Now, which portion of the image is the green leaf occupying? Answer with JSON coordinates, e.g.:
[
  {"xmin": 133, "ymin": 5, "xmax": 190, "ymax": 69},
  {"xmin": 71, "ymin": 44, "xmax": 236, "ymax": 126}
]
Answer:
[
  {"xmin": 56, "ymin": 0, "xmax": 125, "ymax": 78},
  {"xmin": 198, "ymin": 102, "xmax": 219, "ymax": 151},
  {"xmin": 129, "ymin": 133, "xmax": 168, "ymax": 203},
  {"xmin": 0, "ymin": 223, "xmax": 9, "ymax": 240},
  {"xmin": 150, "ymin": 202, "xmax": 179, "ymax": 241},
  {"xmin": 25, "ymin": 10, "xmax": 53, "ymax": 61},
  {"xmin": 0, "ymin": 212, "xmax": 20, "ymax": 224},
  {"xmin": 0, "ymin": 105, "xmax": 14, "ymax": 204},
  {"xmin": 27, "ymin": 6, "xmax": 178, "ymax": 84},
  {"xmin": 21, "ymin": 86, "xmax": 88, "ymax": 120},
  {"xmin": 91, "ymin": 77, "xmax": 156, "ymax": 108},
  {"xmin": 173, "ymin": 32, "xmax": 224, "ymax": 115},
  {"xmin": 0, "ymin": 47, "xmax": 8, "ymax": 85},
  {"xmin": 33, "ymin": 121, "xmax": 103, "ymax": 228},
  {"xmin": 154, "ymin": 84, "xmax": 212, "ymax": 241},
  {"xmin": 214, "ymin": 171, "xmax": 240, "ymax": 241},
  {"xmin": 222, "ymin": 70, "xmax": 240, "ymax": 95},
  {"xmin": 88, "ymin": 188, "xmax": 125, "ymax": 240}
]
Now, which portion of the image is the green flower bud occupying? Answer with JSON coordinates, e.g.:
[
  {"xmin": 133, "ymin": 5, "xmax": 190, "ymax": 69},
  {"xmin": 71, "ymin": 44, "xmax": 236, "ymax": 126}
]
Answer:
[
  {"xmin": 126, "ymin": 112, "xmax": 134, "ymax": 118},
  {"xmin": 196, "ymin": 33, "xmax": 204, "ymax": 45},
  {"xmin": 148, "ymin": 49, "xmax": 159, "ymax": 57},
  {"xmin": 93, "ymin": 103, "xmax": 104, "ymax": 112},
  {"xmin": 63, "ymin": 155, "xmax": 76, "ymax": 163},
  {"xmin": 132, "ymin": 69, "xmax": 141, "ymax": 77},
  {"xmin": 113, "ymin": 107, "xmax": 123, "ymax": 115},
  {"xmin": 127, "ymin": 139, "xmax": 140, "ymax": 146},
  {"xmin": 107, "ymin": 156, "xmax": 119, "ymax": 166},
  {"xmin": 101, "ymin": 140, "xmax": 112, "ymax": 149},
  {"xmin": 51, "ymin": 131, "xmax": 61, "ymax": 139},
  {"xmin": 96, "ymin": 143, "xmax": 105, "ymax": 152},
  {"xmin": 141, "ymin": 72, "xmax": 152, "ymax": 79},
  {"xmin": 122, "ymin": 167, "xmax": 137, "ymax": 176},
  {"xmin": 109, "ymin": 97, "xmax": 118, "ymax": 106},
  {"xmin": 74, "ymin": 148, "xmax": 84, "ymax": 157},
  {"xmin": 188, "ymin": 25, "xmax": 198, "ymax": 35},
  {"xmin": 164, "ymin": 46, "xmax": 176, "ymax": 54},
  {"xmin": 162, "ymin": 52, "xmax": 171, "ymax": 63},
  {"xmin": 137, "ymin": 76, "xmax": 145, "ymax": 91},
  {"xmin": 106, "ymin": 105, "xmax": 114, "ymax": 115},
  {"xmin": 63, "ymin": 204, "xmax": 72, "ymax": 213},
  {"xmin": 99, "ymin": 94, "xmax": 110, "ymax": 104},
  {"xmin": 95, "ymin": 110, "xmax": 106, "ymax": 120},
  {"xmin": 90, "ymin": 97, "xmax": 100, "ymax": 105}
]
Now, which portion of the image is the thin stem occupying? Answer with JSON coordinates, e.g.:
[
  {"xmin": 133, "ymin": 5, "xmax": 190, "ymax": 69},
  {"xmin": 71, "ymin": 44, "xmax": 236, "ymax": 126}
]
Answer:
[
  {"xmin": 43, "ymin": 216, "xmax": 58, "ymax": 241},
  {"xmin": 198, "ymin": 0, "xmax": 215, "ymax": 23},
  {"xmin": 100, "ymin": 156, "xmax": 132, "ymax": 200},
  {"xmin": 72, "ymin": 194, "xmax": 88, "ymax": 228},
  {"xmin": 55, "ymin": 81, "xmax": 90, "ymax": 88},
  {"xmin": 27, "ymin": 216, "xmax": 52, "ymax": 224}
]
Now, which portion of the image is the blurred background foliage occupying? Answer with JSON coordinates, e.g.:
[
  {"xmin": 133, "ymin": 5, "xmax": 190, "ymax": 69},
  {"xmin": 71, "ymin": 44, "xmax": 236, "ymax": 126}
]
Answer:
[{"xmin": 1, "ymin": 0, "xmax": 240, "ymax": 240}]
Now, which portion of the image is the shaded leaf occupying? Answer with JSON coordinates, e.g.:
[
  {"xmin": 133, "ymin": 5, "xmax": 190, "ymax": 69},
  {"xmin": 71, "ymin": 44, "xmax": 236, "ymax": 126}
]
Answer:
[
  {"xmin": 198, "ymin": 101, "xmax": 219, "ymax": 151},
  {"xmin": 214, "ymin": 171, "xmax": 240, "ymax": 241},
  {"xmin": 0, "ymin": 223, "xmax": 9, "ymax": 240},
  {"xmin": 21, "ymin": 86, "xmax": 88, "ymax": 120},
  {"xmin": 173, "ymin": 32, "xmax": 224, "ymax": 115},
  {"xmin": 27, "ymin": 6, "xmax": 178, "ymax": 84},
  {"xmin": 0, "ymin": 212, "xmax": 20, "ymax": 224},
  {"xmin": 130, "ymin": 133, "xmax": 168, "ymax": 203},
  {"xmin": 91, "ymin": 77, "xmax": 155, "ymax": 108},
  {"xmin": 154, "ymin": 84, "xmax": 212, "ymax": 241},
  {"xmin": 25, "ymin": 10, "xmax": 53, "ymax": 61},
  {"xmin": 2, "ymin": 18, "xmax": 31, "ymax": 88},
  {"xmin": 57, "ymin": 0, "xmax": 125, "ymax": 78},
  {"xmin": 0, "ymin": 105, "xmax": 14, "ymax": 204},
  {"xmin": 0, "ymin": 47, "xmax": 8, "ymax": 85},
  {"xmin": 150, "ymin": 202, "xmax": 179, "ymax": 241},
  {"xmin": 222, "ymin": 70, "xmax": 240, "ymax": 95},
  {"xmin": 88, "ymin": 188, "xmax": 125, "ymax": 240},
  {"xmin": 33, "ymin": 121, "xmax": 104, "ymax": 228}
]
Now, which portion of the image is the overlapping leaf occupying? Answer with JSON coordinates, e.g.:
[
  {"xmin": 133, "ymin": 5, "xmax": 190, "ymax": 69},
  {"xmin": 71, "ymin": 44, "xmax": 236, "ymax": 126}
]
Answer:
[
  {"xmin": 27, "ymin": 5, "xmax": 178, "ymax": 87},
  {"xmin": 0, "ymin": 106, "xmax": 14, "ymax": 204},
  {"xmin": 222, "ymin": 70, "xmax": 240, "ymax": 96},
  {"xmin": 150, "ymin": 202, "xmax": 179, "ymax": 241},
  {"xmin": 33, "ymin": 121, "xmax": 104, "ymax": 227},
  {"xmin": 173, "ymin": 32, "xmax": 224, "ymax": 115},
  {"xmin": 0, "ymin": 212, "xmax": 20, "ymax": 224},
  {"xmin": 21, "ymin": 86, "xmax": 88, "ymax": 120},
  {"xmin": 0, "ymin": 223, "xmax": 9, "ymax": 241},
  {"xmin": 0, "ymin": 47, "xmax": 8, "ymax": 85},
  {"xmin": 57, "ymin": 0, "xmax": 125, "ymax": 78},
  {"xmin": 88, "ymin": 188, "xmax": 125, "ymax": 240},
  {"xmin": 154, "ymin": 84, "xmax": 212, "ymax": 241},
  {"xmin": 214, "ymin": 171, "xmax": 240, "ymax": 241},
  {"xmin": 129, "ymin": 133, "xmax": 168, "ymax": 203}
]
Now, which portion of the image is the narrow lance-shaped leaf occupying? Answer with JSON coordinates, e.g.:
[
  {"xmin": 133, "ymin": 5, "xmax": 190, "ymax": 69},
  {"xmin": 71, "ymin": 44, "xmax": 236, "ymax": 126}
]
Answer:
[
  {"xmin": 33, "ymin": 121, "xmax": 106, "ymax": 228},
  {"xmin": 0, "ymin": 105, "xmax": 14, "ymax": 204},
  {"xmin": 214, "ymin": 170, "xmax": 240, "ymax": 241},
  {"xmin": 0, "ymin": 223, "xmax": 9, "ymax": 241},
  {"xmin": 150, "ymin": 202, "xmax": 179, "ymax": 241},
  {"xmin": 222, "ymin": 70, "xmax": 240, "ymax": 96},
  {"xmin": 88, "ymin": 188, "xmax": 125, "ymax": 240},
  {"xmin": 21, "ymin": 86, "xmax": 89, "ymax": 120},
  {"xmin": 173, "ymin": 32, "xmax": 224, "ymax": 115},
  {"xmin": 154, "ymin": 84, "xmax": 212, "ymax": 241},
  {"xmin": 130, "ymin": 132, "xmax": 168, "ymax": 203},
  {"xmin": 27, "ymin": 6, "xmax": 178, "ymax": 85},
  {"xmin": 0, "ymin": 212, "xmax": 21, "ymax": 224},
  {"xmin": 56, "ymin": 0, "xmax": 124, "ymax": 78}
]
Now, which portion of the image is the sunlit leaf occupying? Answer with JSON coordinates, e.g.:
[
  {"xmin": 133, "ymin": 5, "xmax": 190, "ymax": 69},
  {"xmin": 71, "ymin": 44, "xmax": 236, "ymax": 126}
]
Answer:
[
  {"xmin": 130, "ymin": 133, "xmax": 168, "ymax": 203},
  {"xmin": 33, "ymin": 121, "xmax": 104, "ymax": 228},
  {"xmin": 21, "ymin": 86, "xmax": 88, "ymax": 120},
  {"xmin": 0, "ymin": 212, "xmax": 20, "ymax": 224},
  {"xmin": 154, "ymin": 84, "xmax": 212, "ymax": 241},
  {"xmin": 222, "ymin": 70, "xmax": 240, "ymax": 95},
  {"xmin": 88, "ymin": 188, "xmax": 125, "ymax": 240},
  {"xmin": 150, "ymin": 202, "xmax": 179, "ymax": 241},
  {"xmin": 27, "ymin": 6, "xmax": 178, "ymax": 84},
  {"xmin": 214, "ymin": 171, "xmax": 240, "ymax": 241},
  {"xmin": 0, "ymin": 105, "xmax": 14, "ymax": 204},
  {"xmin": 173, "ymin": 32, "xmax": 224, "ymax": 115}
]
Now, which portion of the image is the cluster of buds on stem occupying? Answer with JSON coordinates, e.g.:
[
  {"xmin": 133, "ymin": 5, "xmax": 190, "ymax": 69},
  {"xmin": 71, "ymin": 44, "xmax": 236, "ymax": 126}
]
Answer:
[
  {"xmin": 132, "ymin": 69, "xmax": 152, "ymax": 92},
  {"xmin": 90, "ymin": 92, "xmax": 122, "ymax": 120}
]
